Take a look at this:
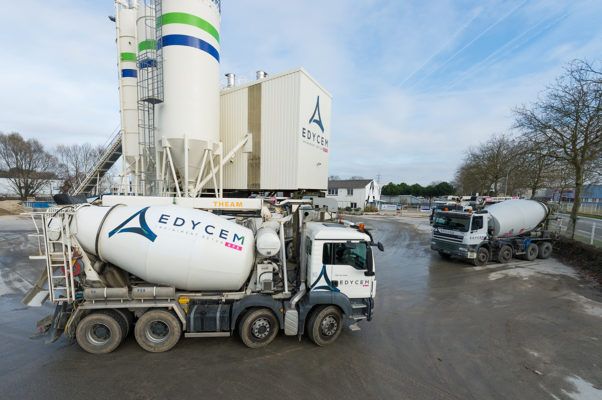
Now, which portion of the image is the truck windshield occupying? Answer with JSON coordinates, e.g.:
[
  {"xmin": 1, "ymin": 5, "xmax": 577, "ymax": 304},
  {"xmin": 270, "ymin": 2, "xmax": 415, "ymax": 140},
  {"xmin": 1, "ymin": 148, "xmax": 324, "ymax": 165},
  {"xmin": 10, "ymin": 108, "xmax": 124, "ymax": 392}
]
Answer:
[{"xmin": 433, "ymin": 213, "xmax": 471, "ymax": 232}]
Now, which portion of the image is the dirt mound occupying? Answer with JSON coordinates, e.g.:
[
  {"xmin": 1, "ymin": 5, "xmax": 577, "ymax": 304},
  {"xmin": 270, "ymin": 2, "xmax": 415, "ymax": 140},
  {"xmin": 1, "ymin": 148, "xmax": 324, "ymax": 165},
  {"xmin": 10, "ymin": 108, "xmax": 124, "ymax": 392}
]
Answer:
[
  {"xmin": 554, "ymin": 238, "xmax": 602, "ymax": 284},
  {"xmin": 0, "ymin": 200, "xmax": 23, "ymax": 215}
]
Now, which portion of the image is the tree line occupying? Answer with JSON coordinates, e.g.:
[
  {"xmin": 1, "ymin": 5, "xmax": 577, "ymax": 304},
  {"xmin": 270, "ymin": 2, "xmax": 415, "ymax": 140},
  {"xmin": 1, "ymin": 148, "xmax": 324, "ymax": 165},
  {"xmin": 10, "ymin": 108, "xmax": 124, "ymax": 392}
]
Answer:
[
  {"xmin": 381, "ymin": 181, "xmax": 455, "ymax": 198},
  {"xmin": 454, "ymin": 60, "xmax": 602, "ymax": 238},
  {"xmin": 0, "ymin": 132, "xmax": 109, "ymax": 198}
]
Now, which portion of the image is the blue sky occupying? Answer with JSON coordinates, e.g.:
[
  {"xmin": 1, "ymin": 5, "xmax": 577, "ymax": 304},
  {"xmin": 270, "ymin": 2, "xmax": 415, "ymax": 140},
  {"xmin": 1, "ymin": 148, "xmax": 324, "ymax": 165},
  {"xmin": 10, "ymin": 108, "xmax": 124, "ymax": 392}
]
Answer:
[{"xmin": 1, "ymin": 1, "xmax": 601, "ymax": 185}]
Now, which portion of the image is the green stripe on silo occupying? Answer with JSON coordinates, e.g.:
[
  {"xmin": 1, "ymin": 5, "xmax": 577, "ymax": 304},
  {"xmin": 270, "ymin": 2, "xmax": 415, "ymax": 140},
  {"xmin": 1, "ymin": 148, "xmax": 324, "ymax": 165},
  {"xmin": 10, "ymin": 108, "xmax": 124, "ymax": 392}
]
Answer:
[
  {"xmin": 138, "ymin": 39, "xmax": 157, "ymax": 52},
  {"xmin": 158, "ymin": 12, "xmax": 220, "ymax": 43},
  {"xmin": 120, "ymin": 52, "xmax": 137, "ymax": 62}
]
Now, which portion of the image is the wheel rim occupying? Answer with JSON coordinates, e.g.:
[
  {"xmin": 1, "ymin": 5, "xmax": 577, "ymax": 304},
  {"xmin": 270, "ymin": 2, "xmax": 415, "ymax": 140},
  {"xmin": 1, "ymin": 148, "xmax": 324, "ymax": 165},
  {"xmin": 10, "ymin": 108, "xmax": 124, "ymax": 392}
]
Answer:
[
  {"xmin": 145, "ymin": 320, "xmax": 170, "ymax": 344},
  {"xmin": 251, "ymin": 317, "xmax": 271, "ymax": 340},
  {"xmin": 87, "ymin": 323, "xmax": 111, "ymax": 345},
  {"xmin": 529, "ymin": 246, "xmax": 537, "ymax": 258},
  {"xmin": 478, "ymin": 250, "xmax": 488, "ymax": 263},
  {"xmin": 320, "ymin": 315, "xmax": 339, "ymax": 337},
  {"xmin": 501, "ymin": 247, "xmax": 511, "ymax": 261}
]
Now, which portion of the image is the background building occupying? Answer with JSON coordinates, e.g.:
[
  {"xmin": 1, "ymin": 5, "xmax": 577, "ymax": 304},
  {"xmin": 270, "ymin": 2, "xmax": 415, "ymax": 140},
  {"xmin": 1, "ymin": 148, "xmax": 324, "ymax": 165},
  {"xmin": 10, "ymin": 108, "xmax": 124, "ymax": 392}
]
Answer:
[{"xmin": 327, "ymin": 179, "xmax": 380, "ymax": 209}]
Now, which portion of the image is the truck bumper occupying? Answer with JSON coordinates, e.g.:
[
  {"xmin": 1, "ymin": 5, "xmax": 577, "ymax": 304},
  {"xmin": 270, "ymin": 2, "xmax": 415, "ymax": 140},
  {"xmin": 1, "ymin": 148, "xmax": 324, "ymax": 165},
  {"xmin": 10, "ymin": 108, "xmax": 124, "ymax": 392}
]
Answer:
[{"xmin": 431, "ymin": 240, "xmax": 476, "ymax": 259}]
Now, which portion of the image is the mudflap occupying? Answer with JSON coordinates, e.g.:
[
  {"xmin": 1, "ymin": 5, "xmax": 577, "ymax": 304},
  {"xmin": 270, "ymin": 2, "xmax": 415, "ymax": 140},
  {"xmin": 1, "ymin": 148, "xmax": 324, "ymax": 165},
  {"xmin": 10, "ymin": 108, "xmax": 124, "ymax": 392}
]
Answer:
[{"xmin": 38, "ymin": 303, "xmax": 73, "ymax": 343}]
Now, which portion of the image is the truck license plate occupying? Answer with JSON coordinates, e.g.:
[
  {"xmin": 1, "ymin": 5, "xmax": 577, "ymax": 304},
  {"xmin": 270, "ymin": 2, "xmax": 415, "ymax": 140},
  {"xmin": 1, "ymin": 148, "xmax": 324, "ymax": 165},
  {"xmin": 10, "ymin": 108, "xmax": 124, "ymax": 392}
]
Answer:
[{"xmin": 467, "ymin": 252, "xmax": 476, "ymax": 259}]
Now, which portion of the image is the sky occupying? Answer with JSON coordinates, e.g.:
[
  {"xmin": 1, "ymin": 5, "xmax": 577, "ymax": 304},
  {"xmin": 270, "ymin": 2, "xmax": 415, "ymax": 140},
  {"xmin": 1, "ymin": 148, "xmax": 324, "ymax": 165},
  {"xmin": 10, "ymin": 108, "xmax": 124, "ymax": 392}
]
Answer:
[{"xmin": 1, "ymin": 0, "xmax": 601, "ymax": 185}]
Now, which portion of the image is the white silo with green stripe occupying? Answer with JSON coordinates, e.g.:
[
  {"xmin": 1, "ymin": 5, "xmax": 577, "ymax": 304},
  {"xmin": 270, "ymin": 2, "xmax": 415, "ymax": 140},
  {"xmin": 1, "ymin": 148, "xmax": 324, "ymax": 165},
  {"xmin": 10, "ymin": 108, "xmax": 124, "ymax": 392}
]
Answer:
[
  {"xmin": 115, "ymin": 1, "xmax": 141, "ymax": 173},
  {"xmin": 155, "ymin": 0, "xmax": 221, "ymax": 195}
]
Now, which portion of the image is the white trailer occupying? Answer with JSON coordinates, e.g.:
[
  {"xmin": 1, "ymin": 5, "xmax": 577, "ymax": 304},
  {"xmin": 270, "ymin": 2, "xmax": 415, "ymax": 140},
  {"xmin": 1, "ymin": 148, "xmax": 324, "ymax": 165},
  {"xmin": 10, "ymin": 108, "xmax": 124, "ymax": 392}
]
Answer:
[{"xmin": 24, "ymin": 196, "xmax": 383, "ymax": 353}]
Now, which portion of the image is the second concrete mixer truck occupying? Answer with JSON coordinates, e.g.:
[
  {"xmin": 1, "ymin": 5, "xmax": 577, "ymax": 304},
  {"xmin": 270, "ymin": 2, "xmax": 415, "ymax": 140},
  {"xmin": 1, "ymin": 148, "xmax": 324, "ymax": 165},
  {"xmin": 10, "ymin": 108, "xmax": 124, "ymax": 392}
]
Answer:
[
  {"xmin": 430, "ymin": 199, "xmax": 558, "ymax": 266},
  {"xmin": 23, "ymin": 196, "xmax": 383, "ymax": 354}
]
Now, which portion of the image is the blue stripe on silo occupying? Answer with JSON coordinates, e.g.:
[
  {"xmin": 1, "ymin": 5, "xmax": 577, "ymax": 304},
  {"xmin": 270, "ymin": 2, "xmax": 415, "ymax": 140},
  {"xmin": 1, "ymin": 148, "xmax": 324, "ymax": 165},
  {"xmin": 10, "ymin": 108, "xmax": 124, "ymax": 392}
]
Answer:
[
  {"xmin": 158, "ymin": 34, "xmax": 220, "ymax": 62},
  {"xmin": 121, "ymin": 69, "xmax": 138, "ymax": 78}
]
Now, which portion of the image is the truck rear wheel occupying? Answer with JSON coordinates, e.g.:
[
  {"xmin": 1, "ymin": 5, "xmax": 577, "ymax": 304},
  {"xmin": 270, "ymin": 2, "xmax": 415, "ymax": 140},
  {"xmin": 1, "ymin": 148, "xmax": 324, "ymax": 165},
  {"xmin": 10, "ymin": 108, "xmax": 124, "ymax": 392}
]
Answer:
[
  {"xmin": 238, "ymin": 308, "xmax": 279, "ymax": 348},
  {"xmin": 537, "ymin": 242, "xmax": 553, "ymax": 259},
  {"xmin": 307, "ymin": 306, "xmax": 343, "ymax": 346},
  {"xmin": 134, "ymin": 309, "xmax": 181, "ymax": 353},
  {"xmin": 472, "ymin": 247, "xmax": 489, "ymax": 266},
  {"xmin": 76, "ymin": 311, "xmax": 123, "ymax": 354},
  {"xmin": 497, "ymin": 245, "xmax": 513, "ymax": 263},
  {"xmin": 112, "ymin": 309, "xmax": 134, "ymax": 341},
  {"xmin": 523, "ymin": 243, "xmax": 539, "ymax": 261}
]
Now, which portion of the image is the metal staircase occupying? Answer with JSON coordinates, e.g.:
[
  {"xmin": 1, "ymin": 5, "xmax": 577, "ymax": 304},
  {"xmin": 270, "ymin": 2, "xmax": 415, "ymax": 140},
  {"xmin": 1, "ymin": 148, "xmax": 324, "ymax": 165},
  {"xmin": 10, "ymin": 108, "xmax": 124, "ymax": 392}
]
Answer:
[{"xmin": 71, "ymin": 130, "xmax": 122, "ymax": 196}]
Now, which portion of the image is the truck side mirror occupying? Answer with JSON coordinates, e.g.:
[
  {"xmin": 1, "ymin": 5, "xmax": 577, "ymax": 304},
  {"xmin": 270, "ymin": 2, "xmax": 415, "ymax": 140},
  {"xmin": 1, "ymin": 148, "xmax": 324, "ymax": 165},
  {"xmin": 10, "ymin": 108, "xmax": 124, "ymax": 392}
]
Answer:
[{"xmin": 377, "ymin": 242, "xmax": 384, "ymax": 252}]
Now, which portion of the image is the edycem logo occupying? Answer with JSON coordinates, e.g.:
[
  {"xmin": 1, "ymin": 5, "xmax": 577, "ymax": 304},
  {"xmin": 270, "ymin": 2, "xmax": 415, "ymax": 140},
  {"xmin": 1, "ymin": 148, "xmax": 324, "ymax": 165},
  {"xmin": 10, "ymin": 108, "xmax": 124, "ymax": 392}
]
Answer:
[
  {"xmin": 108, "ymin": 207, "xmax": 157, "ymax": 242},
  {"xmin": 301, "ymin": 95, "xmax": 329, "ymax": 153},
  {"xmin": 108, "ymin": 207, "xmax": 246, "ymax": 251}
]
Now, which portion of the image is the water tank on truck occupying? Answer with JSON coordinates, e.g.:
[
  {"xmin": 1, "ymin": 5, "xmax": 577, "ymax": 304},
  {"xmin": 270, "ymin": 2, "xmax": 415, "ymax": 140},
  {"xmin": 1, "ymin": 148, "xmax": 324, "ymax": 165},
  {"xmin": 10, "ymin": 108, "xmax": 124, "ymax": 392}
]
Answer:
[{"xmin": 73, "ymin": 205, "xmax": 255, "ymax": 291}]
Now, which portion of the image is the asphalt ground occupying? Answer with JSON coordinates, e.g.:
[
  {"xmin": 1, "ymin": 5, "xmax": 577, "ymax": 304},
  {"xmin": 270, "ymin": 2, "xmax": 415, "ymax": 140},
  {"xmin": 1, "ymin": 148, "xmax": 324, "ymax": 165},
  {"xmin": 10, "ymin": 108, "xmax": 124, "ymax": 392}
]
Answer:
[{"xmin": 0, "ymin": 214, "xmax": 601, "ymax": 400}]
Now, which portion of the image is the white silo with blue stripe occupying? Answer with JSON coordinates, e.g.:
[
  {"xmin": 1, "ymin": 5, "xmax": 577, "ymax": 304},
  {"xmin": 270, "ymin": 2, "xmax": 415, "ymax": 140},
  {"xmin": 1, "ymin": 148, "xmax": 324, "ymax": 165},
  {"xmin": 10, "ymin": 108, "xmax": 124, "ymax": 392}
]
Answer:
[
  {"xmin": 115, "ymin": 1, "xmax": 141, "ymax": 171},
  {"xmin": 155, "ymin": 0, "xmax": 221, "ymax": 193}
]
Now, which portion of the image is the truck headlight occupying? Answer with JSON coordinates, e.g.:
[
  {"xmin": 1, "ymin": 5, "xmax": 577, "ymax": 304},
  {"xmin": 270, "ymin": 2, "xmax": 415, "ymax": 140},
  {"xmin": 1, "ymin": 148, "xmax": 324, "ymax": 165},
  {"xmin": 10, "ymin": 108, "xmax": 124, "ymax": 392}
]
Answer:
[{"xmin": 458, "ymin": 247, "xmax": 467, "ymax": 251}]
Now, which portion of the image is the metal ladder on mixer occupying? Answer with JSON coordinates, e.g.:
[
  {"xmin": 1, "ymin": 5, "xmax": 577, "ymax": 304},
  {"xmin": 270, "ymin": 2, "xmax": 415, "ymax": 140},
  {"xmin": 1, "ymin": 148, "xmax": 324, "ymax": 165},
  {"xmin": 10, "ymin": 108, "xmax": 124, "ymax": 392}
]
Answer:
[{"xmin": 28, "ymin": 211, "xmax": 77, "ymax": 304}]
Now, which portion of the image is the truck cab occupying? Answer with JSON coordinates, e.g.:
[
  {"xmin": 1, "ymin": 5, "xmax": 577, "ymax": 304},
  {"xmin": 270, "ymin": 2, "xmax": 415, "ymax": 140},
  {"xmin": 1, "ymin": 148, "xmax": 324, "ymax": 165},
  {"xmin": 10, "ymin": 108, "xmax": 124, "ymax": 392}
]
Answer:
[
  {"xmin": 304, "ymin": 222, "xmax": 375, "ymax": 300},
  {"xmin": 430, "ymin": 211, "xmax": 489, "ymax": 262}
]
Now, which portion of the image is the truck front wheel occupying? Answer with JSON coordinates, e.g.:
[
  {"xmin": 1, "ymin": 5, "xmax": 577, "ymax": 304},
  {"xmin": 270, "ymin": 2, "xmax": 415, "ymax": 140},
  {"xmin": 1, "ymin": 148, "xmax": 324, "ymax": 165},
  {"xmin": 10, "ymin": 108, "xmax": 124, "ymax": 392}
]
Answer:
[
  {"xmin": 134, "ymin": 309, "xmax": 182, "ymax": 353},
  {"xmin": 472, "ymin": 247, "xmax": 489, "ymax": 266},
  {"xmin": 537, "ymin": 242, "xmax": 553, "ymax": 259},
  {"xmin": 239, "ymin": 308, "xmax": 279, "ymax": 348},
  {"xmin": 307, "ymin": 306, "xmax": 343, "ymax": 346},
  {"xmin": 76, "ymin": 311, "xmax": 123, "ymax": 354}
]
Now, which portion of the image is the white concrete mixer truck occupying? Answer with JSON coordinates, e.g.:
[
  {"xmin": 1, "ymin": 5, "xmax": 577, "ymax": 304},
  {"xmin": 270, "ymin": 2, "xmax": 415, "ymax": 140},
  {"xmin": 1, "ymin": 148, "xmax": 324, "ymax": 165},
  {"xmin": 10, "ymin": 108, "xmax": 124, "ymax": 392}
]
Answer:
[
  {"xmin": 430, "ymin": 199, "xmax": 558, "ymax": 266},
  {"xmin": 24, "ymin": 196, "xmax": 383, "ymax": 354}
]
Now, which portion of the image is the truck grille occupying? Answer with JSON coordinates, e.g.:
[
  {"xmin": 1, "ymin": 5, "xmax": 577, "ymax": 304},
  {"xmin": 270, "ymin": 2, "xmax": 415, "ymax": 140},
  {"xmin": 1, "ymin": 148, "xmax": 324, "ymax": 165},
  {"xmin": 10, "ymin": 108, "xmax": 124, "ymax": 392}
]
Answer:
[
  {"xmin": 433, "ymin": 231, "xmax": 463, "ymax": 243},
  {"xmin": 432, "ymin": 238, "xmax": 462, "ymax": 251}
]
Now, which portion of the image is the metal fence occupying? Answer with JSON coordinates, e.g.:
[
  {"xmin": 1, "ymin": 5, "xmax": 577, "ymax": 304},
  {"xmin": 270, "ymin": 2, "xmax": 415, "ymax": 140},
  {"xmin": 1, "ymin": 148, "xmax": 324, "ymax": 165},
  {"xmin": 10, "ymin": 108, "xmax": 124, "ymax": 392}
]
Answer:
[
  {"xmin": 549, "ymin": 214, "xmax": 601, "ymax": 248},
  {"xmin": 557, "ymin": 202, "xmax": 602, "ymax": 216}
]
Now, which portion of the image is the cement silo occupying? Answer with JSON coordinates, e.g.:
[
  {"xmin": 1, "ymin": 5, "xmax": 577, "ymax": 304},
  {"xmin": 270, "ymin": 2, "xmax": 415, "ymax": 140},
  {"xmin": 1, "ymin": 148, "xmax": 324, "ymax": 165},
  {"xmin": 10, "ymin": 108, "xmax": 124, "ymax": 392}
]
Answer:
[
  {"xmin": 155, "ymin": 0, "xmax": 222, "ymax": 195},
  {"xmin": 115, "ymin": 1, "xmax": 140, "ymax": 183}
]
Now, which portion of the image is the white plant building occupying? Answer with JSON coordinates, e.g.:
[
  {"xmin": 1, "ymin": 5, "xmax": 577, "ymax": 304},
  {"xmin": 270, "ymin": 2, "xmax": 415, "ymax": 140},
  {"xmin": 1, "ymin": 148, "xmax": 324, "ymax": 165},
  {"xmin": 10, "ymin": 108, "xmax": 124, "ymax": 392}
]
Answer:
[{"xmin": 326, "ymin": 179, "xmax": 380, "ymax": 209}]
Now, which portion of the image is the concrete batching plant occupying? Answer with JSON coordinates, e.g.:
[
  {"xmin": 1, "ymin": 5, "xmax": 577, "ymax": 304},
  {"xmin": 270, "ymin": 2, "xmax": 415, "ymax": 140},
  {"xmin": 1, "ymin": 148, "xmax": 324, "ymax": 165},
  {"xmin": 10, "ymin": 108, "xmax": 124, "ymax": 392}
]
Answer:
[{"xmin": 102, "ymin": 0, "xmax": 331, "ymax": 198}]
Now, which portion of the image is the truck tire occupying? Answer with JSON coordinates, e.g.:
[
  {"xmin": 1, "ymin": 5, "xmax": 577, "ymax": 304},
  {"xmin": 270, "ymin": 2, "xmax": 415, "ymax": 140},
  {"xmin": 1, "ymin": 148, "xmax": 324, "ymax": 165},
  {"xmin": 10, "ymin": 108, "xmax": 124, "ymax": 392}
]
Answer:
[
  {"xmin": 523, "ymin": 243, "xmax": 539, "ymax": 261},
  {"xmin": 307, "ymin": 305, "xmax": 343, "ymax": 346},
  {"xmin": 238, "ymin": 308, "xmax": 279, "ymax": 348},
  {"xmin": 76, "ymin": 310, "xmax": 123, "ymax": 354},
  {"xmin": 113, "ymin": 309, "xmax": 134, "ymax": 340},
  {"xmin": 497, "ymin": 245, "xmax": 513, "ymax": 263},
  {"xmin": 537, "ymin": 242, "xmax": 553, "ymax": 259},
  {"xmin": 134, "ymin": 309, "xmax": 181, "ymax": 353},
  {"xmin": 472, "ymin": 247, "xmax": 489, "ymax": 266}
]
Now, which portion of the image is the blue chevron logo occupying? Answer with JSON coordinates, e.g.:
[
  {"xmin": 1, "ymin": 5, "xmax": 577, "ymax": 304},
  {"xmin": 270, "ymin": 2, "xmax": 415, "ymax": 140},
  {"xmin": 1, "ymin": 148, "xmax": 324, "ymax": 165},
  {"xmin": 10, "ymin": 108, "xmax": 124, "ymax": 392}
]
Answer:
[
  {"xmin": 310, "ymin": 264, "xmax": 340, "ymax": 292},
  {"xmin": 108, "ymin": 207, "xmax": 157, "ymax": 242},
  {"xmin": 308, "ymin": 96, "xmax": 325, "ymax": 133}
]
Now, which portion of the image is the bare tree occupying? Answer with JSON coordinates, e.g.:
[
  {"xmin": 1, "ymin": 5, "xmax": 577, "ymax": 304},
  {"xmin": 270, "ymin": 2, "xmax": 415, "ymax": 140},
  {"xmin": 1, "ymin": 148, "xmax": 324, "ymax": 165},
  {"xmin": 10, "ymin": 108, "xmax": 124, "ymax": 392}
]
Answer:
[
  {"xmin": 0, "ymin": 132, "xmax": 58, "ymax": 199},
  {"xmin": 512, "ymin": 139, "xmax": 556, "ymax": 198},
  {"xmin": 55, "ymin": 143, "xmax": 103, "ymax": 193},
  {"xmin": 514, "ymin": 60, "xmax": 602, "ymax": 238},
  {"xmin": 456, "ymin": 134, "xmax": 519, "ymax": 195}
]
